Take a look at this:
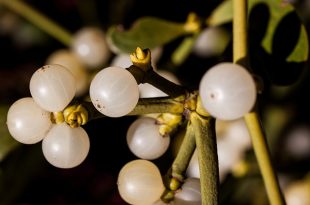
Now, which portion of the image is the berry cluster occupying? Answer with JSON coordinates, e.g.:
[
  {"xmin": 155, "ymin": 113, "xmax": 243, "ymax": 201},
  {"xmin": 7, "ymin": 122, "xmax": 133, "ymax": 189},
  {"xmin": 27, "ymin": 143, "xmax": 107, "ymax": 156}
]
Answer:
[
  {"xmin": 6, "ymin": 16, "xmax": 257, "ymax": 204},
  {"xmin": 6, "ymin": 56, "xmax": 257, "ymax": 204},
  {"xmin": 2, "ymin": 0, "xmax": 309, "ymax": 204},
  {"xmin": 7, "ymin": 65, "xmax": 90, "ymax": 169}
]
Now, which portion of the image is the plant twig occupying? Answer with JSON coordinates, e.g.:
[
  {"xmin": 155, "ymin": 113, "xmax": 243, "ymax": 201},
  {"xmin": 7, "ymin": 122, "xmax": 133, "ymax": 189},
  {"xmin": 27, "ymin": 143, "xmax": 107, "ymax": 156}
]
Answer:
[
  {"xmin": 127, "ymin": 48, "xmax": 186, "ymax": 97},
  {"xmin": 80, "ymin": 96, "xmax": 185, "ymax": 121},
  {"xmin": 161, "ymin": 121, "xmax": 196, "ymax": 203},
  {"xmin": 232, "ymin": 0, "xmax": 285, "ymax": 204},
  {"xmin": 244, "ymin": 112, "xmax": 286, "ymax": 205},
  {"xmin": 192, "ymin": 112, "xmax": 218, "ymax": 205},
  {"xmin": 145, "ymin": 70, "xmax": 186, "ymax": 97},
  {"xmin": 171, "ymin": 120, "xmax": 196, "ymax": 181},
  {"xmin": 129, "ymin": 96, "xmax": 185, "ymax": 115},
  {"xmin": 0, "ymin": 0, "xmax": 72, "ymax": 46},
  {"xmin": 127, "ymin": 65, "xmax": 186, "ymax": 97},
  {"xmin": 233, "ymin": 0, "xmax": 248, "ymax": 65}
]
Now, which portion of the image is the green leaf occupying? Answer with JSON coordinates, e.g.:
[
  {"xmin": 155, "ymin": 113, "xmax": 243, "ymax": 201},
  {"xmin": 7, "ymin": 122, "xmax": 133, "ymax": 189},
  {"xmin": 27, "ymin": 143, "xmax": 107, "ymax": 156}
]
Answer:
[
  {"xmin": 0, "ymin": 105, "xmax": 20, "ymax": 162},
  {"xmin": 257, "ymin": 0, "xmax": 308, "ymax": 63},
  {"xmin": 107, "ymin": 17, "xmax": 189, "ymax": 53},
  {"xmin": 286, "ymin": 26, "xmax": 308, "ymax": 62},
  {"xmin": 207, "ymin": 0, "xmax": 308, "ymax": 63},
  {"xmin": 207, "ymin": 0, "xmax": 233, "ymax": 26}
]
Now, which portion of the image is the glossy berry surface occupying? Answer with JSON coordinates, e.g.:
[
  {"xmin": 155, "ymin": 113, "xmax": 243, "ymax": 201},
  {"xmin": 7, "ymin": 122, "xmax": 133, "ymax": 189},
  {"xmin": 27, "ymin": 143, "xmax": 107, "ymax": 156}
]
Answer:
[{"xmin": 199, "ymin": 63, "xmax": 256, "ymax": 120}]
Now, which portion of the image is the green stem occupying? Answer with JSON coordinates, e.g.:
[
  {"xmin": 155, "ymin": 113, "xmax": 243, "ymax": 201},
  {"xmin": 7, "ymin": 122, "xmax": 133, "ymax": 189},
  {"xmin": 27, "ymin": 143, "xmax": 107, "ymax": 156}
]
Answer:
[
  {"xmin": 192, "ymin": 112, "xmax": 218, "ymax": 205},
  {"xmin": 233, "ymin": 0, "xmax": 248, "ymax": 65},
  {"xmin": 127, "ymin": 65, "xmax": 186, "ymax": 97},
  {"xmin": 0, "ymin": 0, "xmax": 72, "ymax": 46},
  {"xmin": 171, "ymin": 120, "xmax": 196, "ymax": 181},
  {"xmin": 244, "ymin": 112, "xmax": 285, "ymax": 205},
  {"xmin": 145, "ymin": 70, "xmax": 186, "ymax": 97},
  {"xmin": 81, "ymin": 96, "xmax": 185, "ymax": 121},
  {"xmin": 129, "ymin": 97, "xmax": 184, "ymax": 115},
  {"xmin": 161, "ymin": 121, "xmax": 196, "ymax": 203},
  {"xmin": 232, "ymin": 0, "xmax": 285, "ymax": 204}
]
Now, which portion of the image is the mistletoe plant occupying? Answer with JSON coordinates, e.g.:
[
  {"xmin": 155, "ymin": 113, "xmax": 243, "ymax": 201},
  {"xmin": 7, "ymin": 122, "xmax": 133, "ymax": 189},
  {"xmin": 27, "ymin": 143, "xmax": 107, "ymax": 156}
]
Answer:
[{"xmin": 1, "ymin": 0, "xmax": 309, "ymax": 204}]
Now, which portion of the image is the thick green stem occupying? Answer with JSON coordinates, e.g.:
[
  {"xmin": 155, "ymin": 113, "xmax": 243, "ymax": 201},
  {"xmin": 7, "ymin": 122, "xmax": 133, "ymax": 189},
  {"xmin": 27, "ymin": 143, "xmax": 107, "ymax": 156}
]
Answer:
[
  {"xmin": 81, "ymin": 96, "xmax": 185, "ymax": 121},
  {"xmin": 0, "ymin": 0, "xmax": 72, "ymax": 46},
  {"xmin": 244, "ymin": 112, "xmax": 285, "ymax": 205},
  {"xmin": 192, "ymin": 112, "xmax": 218, "ymax": 205},
  {"xmin": 129, "ymin": 97, "xmax": 184, "ymax": 115},
  {"xmin": 232, "ymin": 0, "xmax": 285, "ymax": 204}
]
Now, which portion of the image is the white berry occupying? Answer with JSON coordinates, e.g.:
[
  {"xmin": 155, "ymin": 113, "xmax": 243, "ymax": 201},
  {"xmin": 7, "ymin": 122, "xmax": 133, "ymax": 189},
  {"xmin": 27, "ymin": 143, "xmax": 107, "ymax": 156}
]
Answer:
[
  {"xmin": 285, "ymin": 179, "xmax": 310, "ymax": 205},
  {"xmin": 174, "ymin": 178, "xmax": 201, "ymax": 205},
  {"xmin": 127, "ymin": 117, "xmax": 170, "ymax": 160},
  {"xmin": 193, "ymin": 27, "xmax": 230, "ymax": 57},
  {"xmin": 72, "ymin": 27, "xmax": 110, "ymax": 68},
  {"xmin": 6, "ymin": 97, "xmax": 52, "ymax": 144},
  {"xmin": 89, "ymin": 66, "xmax": 139, "ymax": 117},
  {"xmin": 117, "ymin": 159, "xmax": 165, "ymax": 205},
  {"xmin": 110, "ymin": 53, "xmax": 132, "ymax": 68},
  {"xmin": 42, "ymin": 123, "xmax": 90, "ymax": 169},
  {"xmin": 199, "ymin": 63, "xmax": 256, "ymax": 120},
  {"xmin": 29, "ymin": 64, "xmax": 76, "ymax": 112},
  {"xmin": 46, "ymin": 49, "xmax": 88, "ymax": 96}
]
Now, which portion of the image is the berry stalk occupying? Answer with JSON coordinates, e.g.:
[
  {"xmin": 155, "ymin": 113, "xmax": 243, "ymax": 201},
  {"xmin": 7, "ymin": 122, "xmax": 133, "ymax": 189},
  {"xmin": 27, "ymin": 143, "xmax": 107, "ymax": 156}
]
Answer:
[
  {"xmin": 161, "ymin": 120, "xmax": 196, "ymax": 203},
  {"xmin": 171, "ymin": 120, "xmax": 196, "ymax": 182}
]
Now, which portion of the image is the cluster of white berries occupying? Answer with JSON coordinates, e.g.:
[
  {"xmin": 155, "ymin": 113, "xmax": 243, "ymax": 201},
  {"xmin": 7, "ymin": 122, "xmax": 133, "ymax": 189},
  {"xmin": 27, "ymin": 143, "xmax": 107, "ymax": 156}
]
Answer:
[
  {"xmin": 6, "ymin": 24, "xmax": 258, "ymax": 205},
  {"xmin": 7, "ymin": 65, "xmax": 89, "ymax": 169}
]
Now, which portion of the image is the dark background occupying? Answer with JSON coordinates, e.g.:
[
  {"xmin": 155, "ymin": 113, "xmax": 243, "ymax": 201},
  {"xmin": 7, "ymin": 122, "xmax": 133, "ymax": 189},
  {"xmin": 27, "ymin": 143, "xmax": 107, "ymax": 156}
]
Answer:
[{"xmin": 0, "ymin": 0, "xmax": 309, "ymax": 204}]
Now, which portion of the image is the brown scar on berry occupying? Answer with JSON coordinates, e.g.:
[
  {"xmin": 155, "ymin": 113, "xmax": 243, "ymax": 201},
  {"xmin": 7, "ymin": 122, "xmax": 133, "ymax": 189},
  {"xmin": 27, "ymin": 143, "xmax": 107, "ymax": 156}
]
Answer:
[
  {"xmin": 96, "ymin": 104, "xmax": 105, "ymax": 110},
  {"xmin": 41, "ymin": 65, "xmax": 50, "ymax": 71},
  {"xmin": 95, "ymin": 99, "xmax": 105, "ymax": 110}
]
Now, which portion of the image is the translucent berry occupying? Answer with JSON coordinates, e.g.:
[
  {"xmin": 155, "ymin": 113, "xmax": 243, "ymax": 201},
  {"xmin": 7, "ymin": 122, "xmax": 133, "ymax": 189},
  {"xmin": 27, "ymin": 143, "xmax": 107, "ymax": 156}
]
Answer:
[
  {"xmin": 29, "ymin": 64, "xmax": 76, "ymax": 112},
  {"xmin": 89, "ymin": 66, "xmax": 139, "ymax": 117},
  {"xmin": 127, "ymin": 117, "xmax": 170, "ymax": 160},
  {"xmin": 199, "ymin": 63, "xmax": 256, "ymax": 120},
  {"xmin": 42, "ymin": 123, "xmax": 90, "ymax": 168},
  {"xmin": 117, "ymin": 159, "xmax": 165, "ymax": 205},
  {"xmin": 6, "ymin": 97, "xmax": 51, "ymax": 144}
]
